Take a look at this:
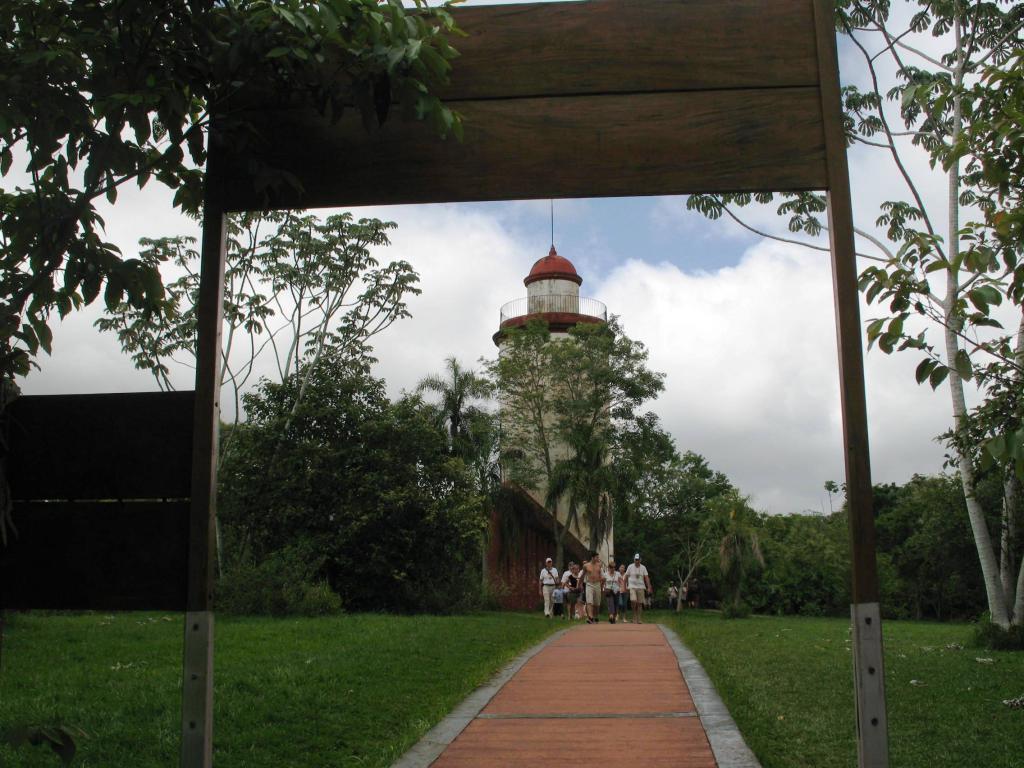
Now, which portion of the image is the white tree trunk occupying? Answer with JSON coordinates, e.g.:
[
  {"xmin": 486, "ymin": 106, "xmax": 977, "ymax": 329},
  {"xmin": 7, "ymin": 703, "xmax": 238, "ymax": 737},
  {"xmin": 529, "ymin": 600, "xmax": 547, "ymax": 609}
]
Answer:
[
  {"xmin": 945, "ymin": 46, "xmax": 1011, "ymax": 627},
  {"xmin": 1014, "ymin": 550, "xmax": 1024, "ymax": 626},
  {"xmin": 1001, "ymin": 477, "xmax": 1017, "ymax": 602},
  {"xmin": 1007, "ymin": 314, "xmax": 1024, "ymax": 624}
]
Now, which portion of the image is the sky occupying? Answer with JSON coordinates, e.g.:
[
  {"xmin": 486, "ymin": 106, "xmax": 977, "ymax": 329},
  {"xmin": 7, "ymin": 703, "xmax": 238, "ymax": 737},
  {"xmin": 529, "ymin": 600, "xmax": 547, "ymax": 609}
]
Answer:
[{"xmin": 14, "ymin": 2, "xmax": 979, "ymax": 515}]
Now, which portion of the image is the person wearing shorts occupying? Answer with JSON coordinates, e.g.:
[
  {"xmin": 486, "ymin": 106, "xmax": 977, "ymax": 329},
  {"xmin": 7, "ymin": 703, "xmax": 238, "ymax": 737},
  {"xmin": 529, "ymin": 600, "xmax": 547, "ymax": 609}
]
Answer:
[
  {"xmin": 581, "ymin": 552, "xmax": 604, "ymax": 624},
  {"xmin": 625, "ymin": 553, "xmax": 652, "ymax": 624}
]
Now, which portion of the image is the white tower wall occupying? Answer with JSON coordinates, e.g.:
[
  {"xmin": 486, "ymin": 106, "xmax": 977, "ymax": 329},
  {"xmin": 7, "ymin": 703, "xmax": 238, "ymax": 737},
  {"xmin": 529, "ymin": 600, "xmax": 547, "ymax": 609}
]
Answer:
[{"xmin": 526, "ymin": 277, "xmax": 580, "ymax": 314}]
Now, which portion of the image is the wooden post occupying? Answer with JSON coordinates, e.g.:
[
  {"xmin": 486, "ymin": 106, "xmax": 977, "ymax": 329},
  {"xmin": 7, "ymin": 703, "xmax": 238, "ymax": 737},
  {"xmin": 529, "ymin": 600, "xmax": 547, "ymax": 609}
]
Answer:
[
  {"xmin": 181, "ymin": 150, "xmax": 227, "ymax": 768},
  {"xmin": 812, "ymin": 1, "xmax": 889, "ymax": 765}
]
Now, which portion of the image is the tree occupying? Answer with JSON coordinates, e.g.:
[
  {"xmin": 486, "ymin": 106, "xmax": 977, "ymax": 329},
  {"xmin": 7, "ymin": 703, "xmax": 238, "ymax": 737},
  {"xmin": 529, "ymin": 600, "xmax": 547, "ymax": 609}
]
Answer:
[
  {"xmin": 753, "ymin": 512, "xmax": 852, "ymax": 617},
  {"xmin": 824, "ymin": 479, "xmax": 841, "ymax": 514},
  {"xmin": 100, "ymin": 210, "xmax": 416, "ymax": 414},
  {"xmin": 706, "ymin": 491, "xmax": 765, "ymax": 612},
  {"xmin": 417, "ymin": 357, "xmax": 493, "ymax": 455},
  {"xmin": 218, "ymin": 354, "xmax": 485, "ymax": 612},
  {"xmin": 686, "ymin": 0, "xmax": 1024, "ymax": 627},
  {"xmin": 418, "ymin": 357, "xmax": 497, "ymax": 584},
  {"xmin": 875, "ymin": 473, "xmax": 992, "ymax": 620},
  {"xmin": 97, "ymin": 210, "xmax": 417, "ymax": 572},
  {"xmin": 610, "ymin": 411, "xmax": 680, "ymax": 525},
  {"xmin": 660, "ymin": 452, "xmax": 735, "ymax": 611},
  {"xmin": 488, "ymin": 320, "xmax": 568, "ymax": 561},
  {"xmin": 548, "ymin": 318, "xmax": 665, "ymax": 549},
  {"xmin": 488, "ymin": 317, "xmax": 664, "ymax": 565},
  {"xmin": 0, "ymin": 0, "xmax": 461, "ymax": 381},
  {"xmin": 612, "ymin": 447, "xmax": 735, "ymax": 608}
]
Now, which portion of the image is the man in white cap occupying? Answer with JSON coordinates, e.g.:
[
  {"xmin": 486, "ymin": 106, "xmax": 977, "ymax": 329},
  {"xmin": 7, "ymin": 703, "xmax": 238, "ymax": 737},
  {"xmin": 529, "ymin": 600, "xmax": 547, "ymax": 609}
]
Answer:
[
  {"xmin": 539, "ymin": 557, "xmax": 560, "ymax": 618},
  {"xmin": 625, "ymin": 553, "xmax": 652, "ymax": 624}
]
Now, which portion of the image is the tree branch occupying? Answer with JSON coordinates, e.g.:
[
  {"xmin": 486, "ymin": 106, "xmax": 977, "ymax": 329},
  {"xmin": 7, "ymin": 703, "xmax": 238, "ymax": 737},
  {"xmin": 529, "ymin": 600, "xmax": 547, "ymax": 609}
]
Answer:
[{"xmin": 716, "ymin": 202, "xmax": 888, "ymax": 263}]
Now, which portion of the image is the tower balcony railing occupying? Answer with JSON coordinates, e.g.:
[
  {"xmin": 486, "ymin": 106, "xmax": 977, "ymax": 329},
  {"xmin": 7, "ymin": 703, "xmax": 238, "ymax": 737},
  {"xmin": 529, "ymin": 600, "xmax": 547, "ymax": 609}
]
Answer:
[{"xmin": 499, "ymin": 295, "xmax": 608, "ymax": 325}]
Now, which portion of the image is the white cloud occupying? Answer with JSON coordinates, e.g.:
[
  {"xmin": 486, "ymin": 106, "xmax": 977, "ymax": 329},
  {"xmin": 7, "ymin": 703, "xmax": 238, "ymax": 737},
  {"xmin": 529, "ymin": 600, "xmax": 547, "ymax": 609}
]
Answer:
[
  {"xmin": 593, "ymin": 240, "xmax": 953, "ymax": 514},
  {"xmin": 355, "ymin": 204, "xmax": 531, "ymax": 396}
]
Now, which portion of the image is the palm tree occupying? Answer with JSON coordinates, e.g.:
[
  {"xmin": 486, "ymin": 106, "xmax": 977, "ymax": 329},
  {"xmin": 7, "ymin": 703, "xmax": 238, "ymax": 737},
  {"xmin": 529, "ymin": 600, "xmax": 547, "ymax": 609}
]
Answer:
[
  {"xmin": 419, "ymin": 358, "xmax": 496, "ymax": 584},
  {"xmin": 546, "ymin": 427, "xmax": 616, "ymax": 563},
  {"xmin": 417, "ymin": 357, "xmax": 493, "ymax": 457},
  {"xmin": 706, "ymin": 493, "xmax": 764, "ymax": 611}
]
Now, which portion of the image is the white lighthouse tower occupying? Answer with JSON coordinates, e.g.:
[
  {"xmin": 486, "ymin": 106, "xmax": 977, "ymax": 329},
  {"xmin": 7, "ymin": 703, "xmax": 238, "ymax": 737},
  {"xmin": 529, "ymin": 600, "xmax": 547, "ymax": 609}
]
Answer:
[{"xmin": 494, "ymin": 245, "xmax": 613, "ymax": 562}]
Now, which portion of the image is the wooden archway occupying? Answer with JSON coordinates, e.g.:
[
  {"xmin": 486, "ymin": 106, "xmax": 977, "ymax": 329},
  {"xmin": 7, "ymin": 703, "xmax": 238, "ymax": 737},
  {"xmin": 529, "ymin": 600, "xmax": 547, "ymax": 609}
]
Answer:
[{"xmin": 1, "ymin": 1, "xmax": 889, "ymax": 766}]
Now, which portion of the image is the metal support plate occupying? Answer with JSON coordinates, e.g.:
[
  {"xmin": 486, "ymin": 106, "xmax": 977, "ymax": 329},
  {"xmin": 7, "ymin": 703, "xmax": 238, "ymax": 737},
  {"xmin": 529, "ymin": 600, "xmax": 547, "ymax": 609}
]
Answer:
[
  {"xmin": 850, "ymin": 602, "xmax": 888, "ymax": 767},
  {"xmin": 181, "ymin": 611, "xmax": 214, "ymax": 767}
]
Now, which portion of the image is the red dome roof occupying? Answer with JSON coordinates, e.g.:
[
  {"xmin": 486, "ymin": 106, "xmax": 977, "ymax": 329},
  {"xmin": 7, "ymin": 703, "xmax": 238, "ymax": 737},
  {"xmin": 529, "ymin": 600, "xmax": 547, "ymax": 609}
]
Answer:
[{"xmin": 524, "ymin": 246, "xmax": 583, "ymax": 287}]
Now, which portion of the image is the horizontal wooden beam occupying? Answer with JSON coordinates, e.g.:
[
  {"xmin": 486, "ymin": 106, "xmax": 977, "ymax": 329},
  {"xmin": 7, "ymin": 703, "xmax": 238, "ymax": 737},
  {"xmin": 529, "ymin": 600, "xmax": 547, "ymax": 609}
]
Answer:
[
  {"xmin": 444, "ymin": 0, "xmax": 818, "ymax": 100},
  {"xmin": 218, "ymin": 0, "xmax": 828, "ymax": 210},
  {"xmin": 0, "ymin": 501, "xmax": 189, "ymax": 610},
  {"xmin": 223, "ymin": 87, "xmax": 826, "ymax": 210},
  {"xmin": 6, "ymin": 392, "xmax": 194, "ymax": 501}
]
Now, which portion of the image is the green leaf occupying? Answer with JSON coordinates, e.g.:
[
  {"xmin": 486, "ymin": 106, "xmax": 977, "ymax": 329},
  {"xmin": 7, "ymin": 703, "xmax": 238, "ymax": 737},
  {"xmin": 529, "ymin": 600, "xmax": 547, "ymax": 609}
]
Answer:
[
  {"xmin": 914, "ymin": 358, "xmax": 933, "ymax": 384},
  {"xmin": 928, "ymin": 366, "xmax": 948, "ymax": 390},
  {"xmin": 104, "ymin": 276, "xmax": 125, "ymax": 310},
  {"xmin": 952, "ymin": 349, "xmax": 973, "ymax": 381},
  {"xmin": 266, "ymin": 47, "xmax": 292, "ymax": 59},
  {"xmin": 1009, "ymin": 429, "xmax": 1024, "ymax": 461},
  {"xmin": 81, "ymin": 273, "xmax": 102, "ymax": 305}
]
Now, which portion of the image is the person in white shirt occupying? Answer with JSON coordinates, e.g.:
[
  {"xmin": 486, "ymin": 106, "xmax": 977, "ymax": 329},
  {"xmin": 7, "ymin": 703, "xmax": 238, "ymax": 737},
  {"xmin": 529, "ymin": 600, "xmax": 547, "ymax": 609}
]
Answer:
[
  {"xmin": 625, "ymin": 553, "xmax": 652, "ymax": 624},
  {"xmin": 539, "ymin": 557, "xmax": 560, "ymax": 618},
  {"xmin": 602, "ymin": 558, "xmax": 619, "ymax": 624}
]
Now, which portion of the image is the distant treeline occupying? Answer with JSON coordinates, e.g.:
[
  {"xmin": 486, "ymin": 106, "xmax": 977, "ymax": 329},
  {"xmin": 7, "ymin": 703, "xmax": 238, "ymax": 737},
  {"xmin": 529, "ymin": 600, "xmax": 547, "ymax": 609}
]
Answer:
[{"xmin": 617, "ymin": 468, "xmax": 999, "ymax": 622}]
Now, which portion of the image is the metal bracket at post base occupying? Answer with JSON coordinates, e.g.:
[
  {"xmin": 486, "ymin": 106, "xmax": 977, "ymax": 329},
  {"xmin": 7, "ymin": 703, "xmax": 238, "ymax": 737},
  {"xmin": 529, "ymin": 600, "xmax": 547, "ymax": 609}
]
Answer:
[
  {"xmin": 850, "ymin": 602, "xmax": 888, "ymax": 767},
  {"xmin": 181, "ymin": 611, "xmax": 214, "ymax": 767}
]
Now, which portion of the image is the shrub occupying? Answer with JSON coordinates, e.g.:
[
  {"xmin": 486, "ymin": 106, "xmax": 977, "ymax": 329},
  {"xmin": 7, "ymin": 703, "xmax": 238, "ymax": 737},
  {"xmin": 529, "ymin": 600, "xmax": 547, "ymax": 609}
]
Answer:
[
  {"xmin": 293, "ymin": 582, "xmax": 343, "ymax": 617},
  {"xmin": 721, "ymin": 601, "xmax": 752, "ymax": 619},
  {"xmin": 798, "ymin": 602, "xmax": 827, "ymax": 617},
  {"xmin": 217, "ymin": 548, "xmax": 342, "ymax": 617},
  {"xmin": 971, "ymin": 615, "xmax": 1024, "ymax": 651}
]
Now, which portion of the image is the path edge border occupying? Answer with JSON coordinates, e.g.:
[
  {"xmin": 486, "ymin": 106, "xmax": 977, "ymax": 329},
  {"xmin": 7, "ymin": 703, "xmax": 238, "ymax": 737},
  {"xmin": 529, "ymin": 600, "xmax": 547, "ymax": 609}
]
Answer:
[
  {"xmin": 658, "ymin": 623, "xmax": 763, "ymax": 768},
  {"xmin": 390, "ymin": 626, "xmax": 570, "ymax": 768}
]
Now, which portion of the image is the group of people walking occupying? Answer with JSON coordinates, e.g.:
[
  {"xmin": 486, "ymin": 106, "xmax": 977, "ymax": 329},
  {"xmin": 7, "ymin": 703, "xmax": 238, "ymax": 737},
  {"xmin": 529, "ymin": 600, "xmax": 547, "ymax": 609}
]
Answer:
[{"xmin": 539, "ymin": 552, "xmax": 652, "ymax": 624}]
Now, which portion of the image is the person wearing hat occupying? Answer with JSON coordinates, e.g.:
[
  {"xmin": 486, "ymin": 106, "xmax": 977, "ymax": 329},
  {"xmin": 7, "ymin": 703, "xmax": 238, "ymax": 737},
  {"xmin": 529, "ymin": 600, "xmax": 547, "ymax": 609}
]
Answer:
[
  {"xmin": 561, "ymin": 562, "xmax": 581, "ymax": 620},
  {"xmin": 625, "ymin": 553, "xmax": 652, "ymax": 624},
  {"xmin": 539, "ymin": 557, "xmax": 560, "ymax": 618}
]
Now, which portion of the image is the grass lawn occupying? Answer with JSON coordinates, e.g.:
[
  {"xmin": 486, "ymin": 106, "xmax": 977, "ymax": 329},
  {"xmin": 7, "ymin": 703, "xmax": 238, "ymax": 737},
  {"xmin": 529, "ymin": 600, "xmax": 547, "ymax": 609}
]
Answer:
[
  {"xmin": 662, "ymin": 610, "xmax": 1024, "ymax": 768},
  {"xmin": 0, "ymin": 611, "xmax": 559, "ymax": 767}
]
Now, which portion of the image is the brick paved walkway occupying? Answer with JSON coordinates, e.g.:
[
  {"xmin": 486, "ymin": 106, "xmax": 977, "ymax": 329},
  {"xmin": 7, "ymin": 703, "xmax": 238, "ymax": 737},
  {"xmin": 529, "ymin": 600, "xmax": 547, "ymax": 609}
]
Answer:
[{"xmin": 430, "ymin": 623, "xmax": 718, "ymax": 767}]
